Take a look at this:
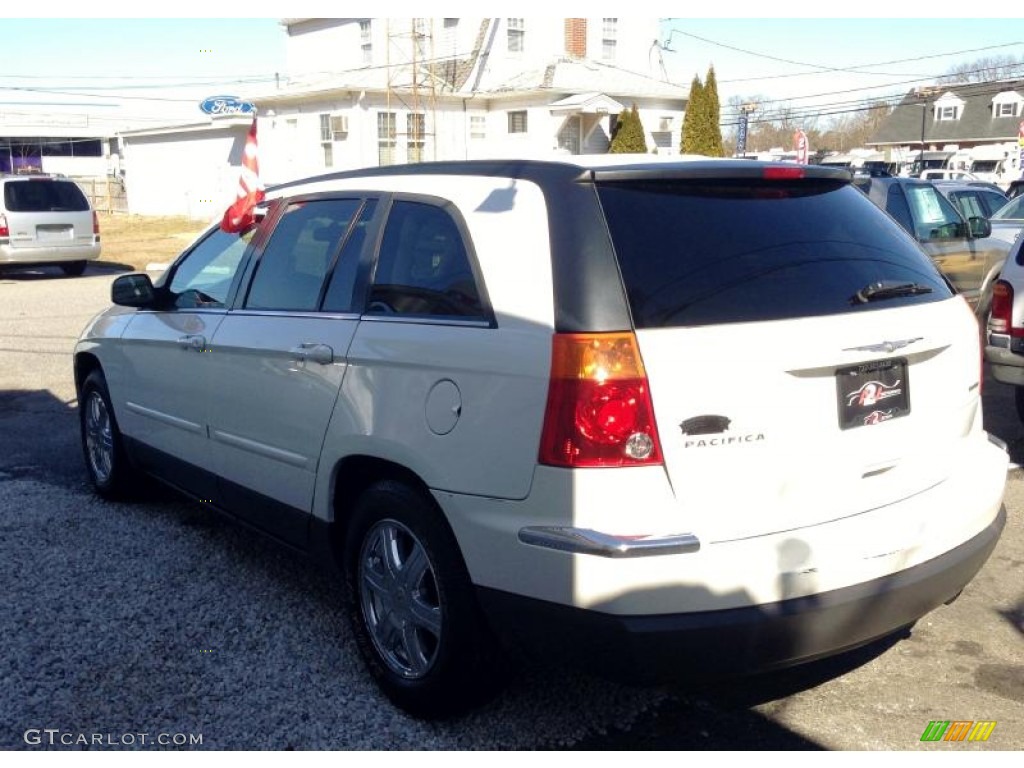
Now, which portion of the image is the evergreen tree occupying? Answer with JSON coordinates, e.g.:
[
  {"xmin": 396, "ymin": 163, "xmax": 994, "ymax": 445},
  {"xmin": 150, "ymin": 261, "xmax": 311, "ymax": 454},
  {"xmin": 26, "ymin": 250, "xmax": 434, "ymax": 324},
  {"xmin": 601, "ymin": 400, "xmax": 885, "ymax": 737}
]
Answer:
[
  {"xmin": 609, "ymin": 108, "xmax": 629, "ymax": 153},
  {"xmin": 681, "ymin": 68, "xmax": 725, "ymax": 156},
  {"xmin": 681, "ymin": 75, "xmax": 704, "ymax": 154},
  {"xmin": 609, "ymin": 104, "xmax": 648, "ymax": 153},
  {"xmin": 703, "ymin": 66, "xmax": 725, "ymax": 157}
]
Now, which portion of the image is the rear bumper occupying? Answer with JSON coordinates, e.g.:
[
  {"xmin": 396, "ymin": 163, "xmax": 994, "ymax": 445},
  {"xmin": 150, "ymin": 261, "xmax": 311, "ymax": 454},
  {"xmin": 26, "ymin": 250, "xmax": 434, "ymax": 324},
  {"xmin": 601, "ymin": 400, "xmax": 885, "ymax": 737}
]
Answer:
[
  {"xmin": 986, "ymin": 332, "xmax": 1024, "ymax": 386},
  {"xmin": 0, "ymin": 242, "xmax": 101, "ymax": 265},
  {"xmin": 478, "ymin": 506, "xmax": 1005, "ymax": 683}
]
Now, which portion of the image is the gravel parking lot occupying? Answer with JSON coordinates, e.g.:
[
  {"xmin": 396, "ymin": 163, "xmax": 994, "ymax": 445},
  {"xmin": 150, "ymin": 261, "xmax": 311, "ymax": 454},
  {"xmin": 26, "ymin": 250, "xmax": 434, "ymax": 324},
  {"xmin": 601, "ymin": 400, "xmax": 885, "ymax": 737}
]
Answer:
[{"xmin": 1, "ymin": 264, "xmax": 1021, "ymax": 750}]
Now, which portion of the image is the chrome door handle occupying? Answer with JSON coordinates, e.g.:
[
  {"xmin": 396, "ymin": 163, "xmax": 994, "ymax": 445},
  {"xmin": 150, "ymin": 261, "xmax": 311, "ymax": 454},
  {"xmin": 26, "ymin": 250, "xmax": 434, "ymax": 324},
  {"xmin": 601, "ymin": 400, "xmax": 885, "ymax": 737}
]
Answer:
[
  {"xmin": 178, "ymin": 334, "xmax": 207, "ymax": 351},
  {"xmin": 289, "ymin": 343, "xmax": 334, "ymax": 365}
]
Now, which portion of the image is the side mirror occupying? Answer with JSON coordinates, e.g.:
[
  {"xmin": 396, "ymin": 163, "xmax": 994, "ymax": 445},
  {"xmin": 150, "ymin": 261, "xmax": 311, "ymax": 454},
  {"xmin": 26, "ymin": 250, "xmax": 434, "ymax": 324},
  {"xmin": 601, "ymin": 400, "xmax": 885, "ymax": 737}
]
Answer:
[
  {"xmin": 969, "ymin": 216, "xmax": 992, "ymax": 239},
  {"xmin": 112, "ymin": 273, "xmax": 157, "ymax": 307}
]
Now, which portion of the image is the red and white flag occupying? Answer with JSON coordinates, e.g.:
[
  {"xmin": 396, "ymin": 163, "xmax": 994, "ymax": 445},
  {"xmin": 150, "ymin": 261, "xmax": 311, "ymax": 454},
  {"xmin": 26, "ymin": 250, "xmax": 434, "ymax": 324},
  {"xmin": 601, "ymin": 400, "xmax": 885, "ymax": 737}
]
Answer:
[
  {"xmin": 221, "ymin": 116, "xmax": 265, "ymax": 233},
  {"xmin": 793, "ymin": 129, "xmax": 809, "ymax": 165}
]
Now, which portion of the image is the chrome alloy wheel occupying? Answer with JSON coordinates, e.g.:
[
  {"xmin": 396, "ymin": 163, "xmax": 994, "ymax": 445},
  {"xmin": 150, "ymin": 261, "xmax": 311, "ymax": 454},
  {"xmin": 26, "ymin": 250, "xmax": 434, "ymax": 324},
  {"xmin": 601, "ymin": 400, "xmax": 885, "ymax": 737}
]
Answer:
[
  {"xmin": 84, "ymin": 391, "xmax": 114, "ymax": 485},
  {"xmin": 359, "ymin": 519, "xmax": 443, "ymax": 679}
]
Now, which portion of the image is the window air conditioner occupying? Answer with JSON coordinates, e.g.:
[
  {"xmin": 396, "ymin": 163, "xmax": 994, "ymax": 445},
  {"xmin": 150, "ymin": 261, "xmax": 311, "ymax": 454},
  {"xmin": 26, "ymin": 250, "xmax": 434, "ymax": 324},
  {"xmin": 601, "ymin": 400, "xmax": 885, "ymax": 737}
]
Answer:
[{"xmin": 330, "ymin": 115, "xmax": 349, "ymax": 139}]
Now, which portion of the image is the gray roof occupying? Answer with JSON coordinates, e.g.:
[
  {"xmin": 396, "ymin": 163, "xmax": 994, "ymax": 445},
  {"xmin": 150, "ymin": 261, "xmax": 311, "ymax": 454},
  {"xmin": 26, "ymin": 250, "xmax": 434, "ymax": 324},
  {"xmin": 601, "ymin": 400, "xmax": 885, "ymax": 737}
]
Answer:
[
  {"xmin": 250, "ymin": 55, "xmax": 687, "ymax": 108},
  {"xmin": 870, "ymin": 80, "xmax": 1024, "ymax": 146},
  {"xmin": 482, "ymin": 58, "xmax": 687, "ymax": 101}
]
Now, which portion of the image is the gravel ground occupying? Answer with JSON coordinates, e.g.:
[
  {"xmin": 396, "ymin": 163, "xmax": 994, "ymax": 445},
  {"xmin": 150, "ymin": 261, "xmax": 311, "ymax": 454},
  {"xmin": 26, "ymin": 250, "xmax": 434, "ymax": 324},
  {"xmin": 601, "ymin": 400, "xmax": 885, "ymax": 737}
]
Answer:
[
  {"xmin": 0, "ymin": 474, "xmax": 669, "ymax": 750},
  {"xmin": 2, "ymin": 267, "xmax": 1021, "ymax": 751}
]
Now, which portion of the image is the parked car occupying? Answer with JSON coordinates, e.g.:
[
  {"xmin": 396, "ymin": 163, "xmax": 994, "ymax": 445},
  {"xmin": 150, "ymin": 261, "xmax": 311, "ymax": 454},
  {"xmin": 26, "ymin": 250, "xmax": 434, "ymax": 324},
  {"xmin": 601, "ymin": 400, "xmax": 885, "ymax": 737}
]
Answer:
[
  {"xmin": 856, "ymin": 176, "xmax": 1011, "ymax": 315},
  {"xmin": 931, "ymin": 180, "xmax": 1008, "ymax": 220},
  {"xmin": 920, "ymin": 169, "xmax": 978, "ymax": 182},
  {"xmin": 75, "ymin": 158, "xmax": 1007, "ymax": 717},
  {"xmin": 985, "ymin": 237, "xmax": 1024, "ymax": 419},
  {"xmin": 988, "ymin": 194, "xmax": 1024, "ymax": 246},
  {"xmin": 0, "ymin": 174, "xmax": 100, "ymax": 275}
]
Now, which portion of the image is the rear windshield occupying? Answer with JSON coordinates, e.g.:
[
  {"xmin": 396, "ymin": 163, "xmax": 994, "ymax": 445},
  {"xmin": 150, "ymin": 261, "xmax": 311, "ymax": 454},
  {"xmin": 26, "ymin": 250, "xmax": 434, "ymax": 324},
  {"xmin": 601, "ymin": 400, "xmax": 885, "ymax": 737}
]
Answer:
[
  {"xmin": 3, "ymin": 180, "xmax": 89, "ymax": 213},
  {"xmin": 596, "ymin": 179, "xmax": 952, "ymax": 328}
]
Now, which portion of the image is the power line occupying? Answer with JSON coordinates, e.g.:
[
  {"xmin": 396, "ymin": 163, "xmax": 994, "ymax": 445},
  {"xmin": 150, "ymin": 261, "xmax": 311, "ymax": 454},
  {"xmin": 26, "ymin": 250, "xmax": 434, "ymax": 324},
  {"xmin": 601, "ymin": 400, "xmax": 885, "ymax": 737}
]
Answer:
[{"xmin": 665, "ymin": 26, "xmax": 1024, "ymax": 83}]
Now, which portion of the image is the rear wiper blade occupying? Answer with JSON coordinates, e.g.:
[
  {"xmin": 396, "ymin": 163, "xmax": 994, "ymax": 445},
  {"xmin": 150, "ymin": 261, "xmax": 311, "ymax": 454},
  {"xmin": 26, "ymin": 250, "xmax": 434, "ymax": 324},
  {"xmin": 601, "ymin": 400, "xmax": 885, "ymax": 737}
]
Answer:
[{"xmin": 853, "ymin": 281, "xmax": 933, "ymax": 304}]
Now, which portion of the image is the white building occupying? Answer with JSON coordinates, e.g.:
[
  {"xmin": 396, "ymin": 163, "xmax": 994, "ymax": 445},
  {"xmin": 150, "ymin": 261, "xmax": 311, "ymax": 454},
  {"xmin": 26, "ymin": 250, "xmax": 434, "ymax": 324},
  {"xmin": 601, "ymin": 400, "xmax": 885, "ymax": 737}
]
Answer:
[
  {"xmin": 119, "ymin": 116, "xmax": 253, "ymax": 219},
  {"xmin": 116, "ymin": 18, "xmax": 688, "ymax": 216},
  {"xmin": 0, "ymin": 116, "xmax": 117, "ymax": 178},
  {"xmin": 252, "ymin": 18, "xmax": 687, "ymax": 182}
]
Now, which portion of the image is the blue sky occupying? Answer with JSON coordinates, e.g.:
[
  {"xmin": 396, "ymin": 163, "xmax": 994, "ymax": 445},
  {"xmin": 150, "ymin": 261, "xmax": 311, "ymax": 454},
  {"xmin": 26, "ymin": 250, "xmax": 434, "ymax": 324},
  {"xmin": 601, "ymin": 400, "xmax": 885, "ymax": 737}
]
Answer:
[
  {"xmin": 2, "ymin": 16, "xmax": 1023, "ymax": 128},
  {"xmin": 661, "ymin": 18, "xmax": 1024, "ymax": 107}
]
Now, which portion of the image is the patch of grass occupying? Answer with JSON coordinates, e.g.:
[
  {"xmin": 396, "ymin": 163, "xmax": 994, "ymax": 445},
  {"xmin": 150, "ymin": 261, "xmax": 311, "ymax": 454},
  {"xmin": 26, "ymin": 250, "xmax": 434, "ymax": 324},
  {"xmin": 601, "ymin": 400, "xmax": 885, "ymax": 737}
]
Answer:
[{"xmin": 97, "ymin": 213, "xmax": 209, "ymax": 271}]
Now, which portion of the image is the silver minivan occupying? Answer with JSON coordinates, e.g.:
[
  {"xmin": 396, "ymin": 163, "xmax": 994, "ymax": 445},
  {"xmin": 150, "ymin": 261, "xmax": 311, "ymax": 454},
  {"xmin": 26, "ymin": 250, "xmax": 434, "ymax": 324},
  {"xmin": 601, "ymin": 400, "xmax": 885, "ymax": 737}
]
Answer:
[{"xmin": 0, "ymin": 175, "xmax": 101, "ymax": 275}]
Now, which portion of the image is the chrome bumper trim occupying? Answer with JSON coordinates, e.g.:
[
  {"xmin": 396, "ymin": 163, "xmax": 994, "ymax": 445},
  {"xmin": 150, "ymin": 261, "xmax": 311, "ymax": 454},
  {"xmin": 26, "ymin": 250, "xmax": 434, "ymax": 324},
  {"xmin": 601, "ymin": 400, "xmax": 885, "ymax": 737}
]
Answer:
[{"xmin": 518, "ymin": 526, "xmax": 701, "ymax": 558}]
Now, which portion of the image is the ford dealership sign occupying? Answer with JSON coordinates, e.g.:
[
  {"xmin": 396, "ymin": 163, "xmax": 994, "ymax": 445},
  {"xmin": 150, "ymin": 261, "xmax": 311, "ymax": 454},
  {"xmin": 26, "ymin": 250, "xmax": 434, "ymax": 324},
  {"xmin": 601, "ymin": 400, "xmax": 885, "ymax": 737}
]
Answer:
[{"xmin": 199, "ymin": 95, "xmax": 256, "ymax": 116}]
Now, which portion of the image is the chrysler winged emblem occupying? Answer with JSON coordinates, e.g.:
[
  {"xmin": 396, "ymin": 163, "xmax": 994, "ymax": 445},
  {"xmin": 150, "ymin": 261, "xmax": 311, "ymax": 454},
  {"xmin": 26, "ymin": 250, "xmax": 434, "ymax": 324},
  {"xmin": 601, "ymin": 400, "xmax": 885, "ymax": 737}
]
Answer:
[{"xmin": 843, "ymin": 337, "xmax": 923, "ymax": 354}]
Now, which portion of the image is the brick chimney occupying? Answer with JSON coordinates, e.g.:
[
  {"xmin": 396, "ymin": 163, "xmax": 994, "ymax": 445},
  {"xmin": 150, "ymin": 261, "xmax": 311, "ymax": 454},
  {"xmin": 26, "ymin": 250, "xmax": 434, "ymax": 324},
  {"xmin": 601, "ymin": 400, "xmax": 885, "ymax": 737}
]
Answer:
[{"xmin": 564, "ymin": 18, "xmax": 587, "ymax": 58}]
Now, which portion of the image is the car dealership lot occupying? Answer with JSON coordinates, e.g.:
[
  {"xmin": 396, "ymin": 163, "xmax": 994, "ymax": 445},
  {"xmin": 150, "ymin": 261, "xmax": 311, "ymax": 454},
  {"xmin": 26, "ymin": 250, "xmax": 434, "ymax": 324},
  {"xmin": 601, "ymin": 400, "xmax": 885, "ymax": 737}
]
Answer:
[{"xmin": 1, "ymin": 265, "xmax": 1021, "ymax": 750}]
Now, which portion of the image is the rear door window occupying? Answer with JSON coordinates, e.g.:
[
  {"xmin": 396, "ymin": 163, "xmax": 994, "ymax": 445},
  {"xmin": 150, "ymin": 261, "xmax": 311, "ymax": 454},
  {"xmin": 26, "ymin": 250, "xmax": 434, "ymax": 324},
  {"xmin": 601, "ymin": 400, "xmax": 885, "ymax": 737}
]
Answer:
[
  {"xmin": 949, "ymin": 191, "xmax": 985, "ymax": 221},
  {"xmin": 3, "ymin": 180, "xmax": 89, "ymax": 212},
  {"xmin": 368, "ymin": 200, "xmax": 487, "ymax": 320},
  {"xmin": 596, "ymin": 179, "xmax": 952, "ymax": 329}
]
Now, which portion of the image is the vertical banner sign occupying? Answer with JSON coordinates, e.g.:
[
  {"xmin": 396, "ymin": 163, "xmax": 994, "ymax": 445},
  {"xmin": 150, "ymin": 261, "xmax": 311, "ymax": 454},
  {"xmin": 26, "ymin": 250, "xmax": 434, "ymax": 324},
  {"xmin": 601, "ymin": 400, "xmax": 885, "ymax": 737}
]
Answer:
[
  {"xmin": 737, "ymin": 113, "xmax": 749, "ymax": 157},
  {"xmin": 794, "ymin": 129, "xmax": 809, "ymax": 165},
  {"xmin": 1018, "ymin": 121, "xmax": 1024, "ymax": 178}
]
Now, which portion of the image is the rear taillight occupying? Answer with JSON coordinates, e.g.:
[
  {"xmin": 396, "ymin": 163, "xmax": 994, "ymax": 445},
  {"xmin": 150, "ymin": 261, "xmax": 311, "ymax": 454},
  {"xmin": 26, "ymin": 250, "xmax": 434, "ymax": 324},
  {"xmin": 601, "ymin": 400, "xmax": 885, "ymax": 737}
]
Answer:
[
  {"xmin": 988, "ymin": 280, "xmax": 1020, "ymax": 336},
  {"xmin": 539, "ymin": 332, "xmax": 663, "ymax": 468},
  {"xmin": 0, "ymin": 213, "xmax": 8, "ymax": 237},
  {"xmin": 92, "ymin": 211, "xmax": 100, "ymax": 236}
]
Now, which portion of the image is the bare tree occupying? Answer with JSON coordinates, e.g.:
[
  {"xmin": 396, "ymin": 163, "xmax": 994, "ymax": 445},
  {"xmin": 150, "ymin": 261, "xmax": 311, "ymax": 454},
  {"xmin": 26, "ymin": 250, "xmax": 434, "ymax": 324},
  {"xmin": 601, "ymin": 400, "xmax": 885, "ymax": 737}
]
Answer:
[{"xmin": 938, "ymin": 55, "xmax": 1024, "ymax": 84}]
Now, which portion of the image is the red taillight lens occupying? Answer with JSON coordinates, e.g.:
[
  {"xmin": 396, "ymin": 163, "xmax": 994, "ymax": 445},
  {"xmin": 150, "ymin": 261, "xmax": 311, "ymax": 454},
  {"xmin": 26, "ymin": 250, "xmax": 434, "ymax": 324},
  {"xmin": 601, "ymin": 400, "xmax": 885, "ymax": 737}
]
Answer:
[
  {"xmin": 92, "ymin": 211, "xmax": 100, "ymax": 236},
  {"xmin": 0, "ymin": 213, "xmax": 8, "ymax": 237},
  {"xmin": 988, "ymin": 280, "xmax": 1018, "ymax": 336},
  {"xmin": 539, "ymin": 332, "xmax": 663, "ymax": 468}
]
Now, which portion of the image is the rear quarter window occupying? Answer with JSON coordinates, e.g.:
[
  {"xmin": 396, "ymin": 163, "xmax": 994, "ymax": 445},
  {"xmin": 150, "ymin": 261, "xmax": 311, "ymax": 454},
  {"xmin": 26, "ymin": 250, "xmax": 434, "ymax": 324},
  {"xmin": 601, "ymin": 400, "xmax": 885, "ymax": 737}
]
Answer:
[
  {"xmin": 596, "ymin": 179, "xmax": 952, "ymax": 328},
  {"xmin": 3, "ymin": 180, "xmax": 90, "ymax": 212}
]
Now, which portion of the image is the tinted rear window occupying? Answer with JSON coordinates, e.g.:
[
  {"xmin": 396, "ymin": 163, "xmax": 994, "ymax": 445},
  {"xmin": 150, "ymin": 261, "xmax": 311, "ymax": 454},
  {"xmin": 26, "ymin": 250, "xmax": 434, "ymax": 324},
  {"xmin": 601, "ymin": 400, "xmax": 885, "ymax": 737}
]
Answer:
[
  {"xmin": 596, "ymin": 180, "xmax": 952, "ymax": 328},
  {"xmin": 3, "ymin": 180, "xmax": 89, "ymax": 212}
]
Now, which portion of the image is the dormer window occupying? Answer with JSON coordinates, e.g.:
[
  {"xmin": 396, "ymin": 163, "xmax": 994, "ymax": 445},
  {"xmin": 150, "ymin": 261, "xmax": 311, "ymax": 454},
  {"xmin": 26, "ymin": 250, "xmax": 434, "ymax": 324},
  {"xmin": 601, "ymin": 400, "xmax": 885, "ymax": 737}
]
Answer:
[
  {"xmin": 992, "ymin": 91, "xmax": 1023, "ymax": 118},
  {"xmin": 933, "ymin": 92, "xmax": 965, "ymax": 122}
]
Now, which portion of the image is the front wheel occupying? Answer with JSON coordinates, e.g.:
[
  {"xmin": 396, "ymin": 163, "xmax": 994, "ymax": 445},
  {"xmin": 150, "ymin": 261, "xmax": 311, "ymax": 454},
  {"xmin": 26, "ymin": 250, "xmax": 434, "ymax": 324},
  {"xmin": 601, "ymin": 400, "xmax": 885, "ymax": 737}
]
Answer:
[
  {"xmin": 79, "ymin": 370, "xmax": 137, "ymax": 498},
  {"xmin": 344, "ymin": 480, "xmax": 503, "ymax": 718}
]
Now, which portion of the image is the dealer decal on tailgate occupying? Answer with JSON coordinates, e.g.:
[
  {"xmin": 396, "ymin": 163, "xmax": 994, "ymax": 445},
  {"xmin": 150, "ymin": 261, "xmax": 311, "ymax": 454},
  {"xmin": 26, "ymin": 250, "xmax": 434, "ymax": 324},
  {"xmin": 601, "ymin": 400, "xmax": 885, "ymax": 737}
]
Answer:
[{"xmin": 836, "ymin": 358, "xmax": 910, "ymax": 430}]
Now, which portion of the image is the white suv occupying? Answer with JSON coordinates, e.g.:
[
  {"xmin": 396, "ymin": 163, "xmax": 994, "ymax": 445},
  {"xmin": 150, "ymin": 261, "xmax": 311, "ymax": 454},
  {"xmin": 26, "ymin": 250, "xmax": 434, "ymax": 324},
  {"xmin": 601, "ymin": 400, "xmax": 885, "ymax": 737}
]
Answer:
[
  {"xmin": 0, "ymin": 174, "xmax": 101, "ymax": 275},
  {"xmin": 75, "ymin": 158, "xmax": 1008, "ymax": 717}
]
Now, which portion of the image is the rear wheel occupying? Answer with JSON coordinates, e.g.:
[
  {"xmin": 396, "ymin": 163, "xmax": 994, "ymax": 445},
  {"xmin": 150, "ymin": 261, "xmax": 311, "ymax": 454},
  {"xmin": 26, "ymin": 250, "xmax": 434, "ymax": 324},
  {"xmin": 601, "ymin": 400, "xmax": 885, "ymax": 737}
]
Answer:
[
  {"xmin": 1014, "ymin": 386, "xmax": 1024, "ymax": 425},
  {"xmin": 61, "ymin": 261, "xmax": 87, "ymax": 277},
  {"xmin": 344, "ymin": 480, "xmax": 503, "ymax": 718},
  {"xmin": 80, "ymin": 370, "xmax": 137, "ymax": 498}
]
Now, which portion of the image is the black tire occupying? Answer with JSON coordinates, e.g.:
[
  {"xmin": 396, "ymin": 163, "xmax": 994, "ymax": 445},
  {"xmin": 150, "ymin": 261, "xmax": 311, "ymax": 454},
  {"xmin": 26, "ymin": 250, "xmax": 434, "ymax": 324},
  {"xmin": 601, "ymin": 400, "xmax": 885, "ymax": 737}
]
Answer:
[
  {"xmin": 79, "ymin": 370, "xmax": 136, "ymax": 499},
  {"xmin": 344, "ymin": 480, "xmax": 503, "ymax": 718},
  {"xmin": 61, "ymin": 261, "xmax": 87, "ymax": 277},
  {"xmin": 1014, "ymin": 386, "xmax": 1024, "ymax": 425}
]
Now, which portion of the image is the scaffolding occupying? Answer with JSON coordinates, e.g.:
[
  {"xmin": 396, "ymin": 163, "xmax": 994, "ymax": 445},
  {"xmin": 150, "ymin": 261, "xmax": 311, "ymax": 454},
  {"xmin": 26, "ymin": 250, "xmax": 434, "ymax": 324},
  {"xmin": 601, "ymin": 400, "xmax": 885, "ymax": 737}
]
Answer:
[{"xmin": 385, "ymin": 18, "xmax": 441, "ymax": 164}]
